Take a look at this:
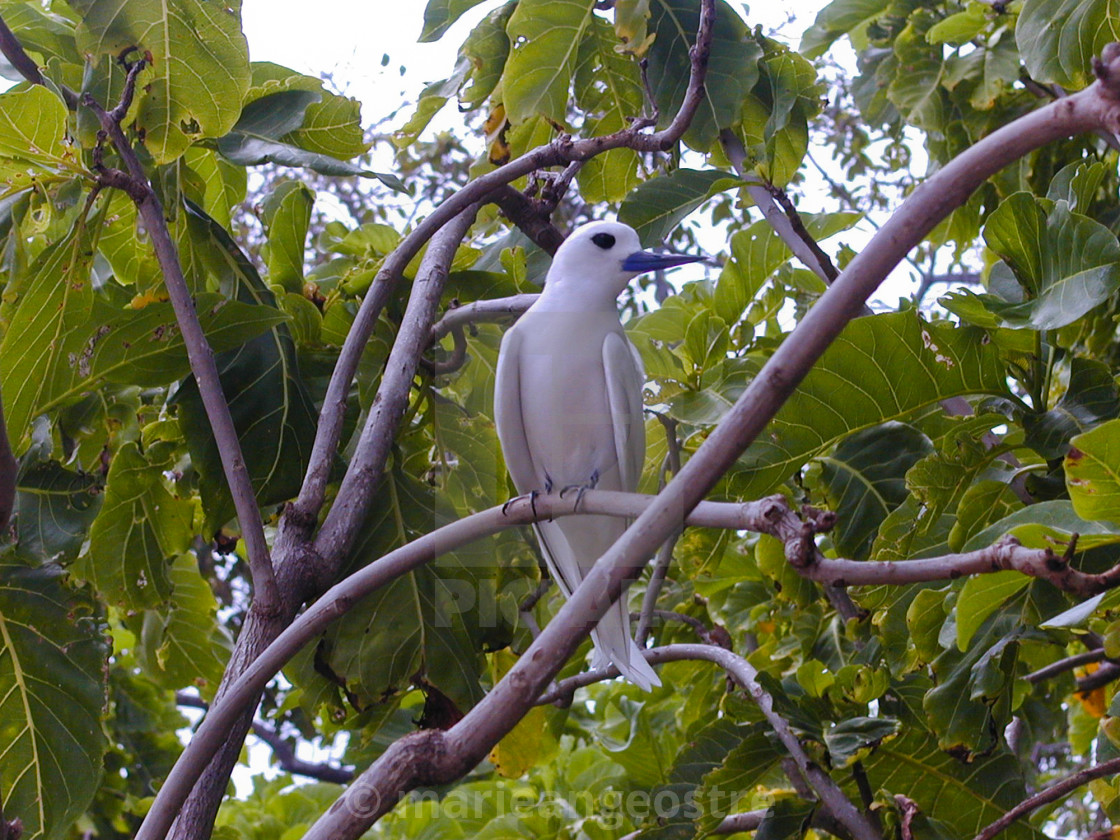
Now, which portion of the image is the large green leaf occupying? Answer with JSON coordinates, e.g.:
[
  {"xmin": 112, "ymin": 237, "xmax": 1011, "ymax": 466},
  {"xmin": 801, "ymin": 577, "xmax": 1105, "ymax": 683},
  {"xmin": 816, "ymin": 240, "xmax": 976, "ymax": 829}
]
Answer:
[
  {"xmin": 0, "ymin": 218, "xmax": 284, "ymax": 450},
  {"xmin": 133, "ymin": 553, "xmax": 231, "ymax": 697},
  {"xmin": 817, "ymin": 422, "xmax": 934, "ymax": 560},
  {"xmin": 281, "ymin": 91, "xmax": 370, "ymax": 161},
  {"xmin": 1067, "ymin": 418, "xmax": 1120, "ymax": 526},
  {"xmin": 79, "ymin": 441, "xmax": 194, "ymax": 608},
  {"xmin": 261, "ymin": 180, "xmax": 314, "ymax": 293},
  {"xmin": 799, "ymin": 0, "xmax": 892, "ymax": 58},
  {"xmin": 323, "ymin": 469, "xmax": 486, "ymax": 712},
  {"xmin": 646, "ymin": 0, "xmax": 763, "ymax": 151},
  {"xmin": 420, "ymin": 0, "xmax": 492, "ymax": 42},
  {"xmin": 501, "ymin": 0, "xmax": 597, "ymax": 124},
  {"xmin": 72, "ymin": 0, "xmax": 251, "ymax": 163},
  {"xmin": 1023, "ymin": 358, "xmax": 1120, "ymax": 459},
  {"xmin": 1017, "ymin": 0, "xmax": 1120, "ymax": 90},
  {"xmin": 216, "ymin": 91, "xmax": 402, "ymax": 189},
  {"xmin": 865, "ymin": 728, "xmax": 1038, "ymax": 840},
  {"xmin": 944, "ymin": 196, "xmax": 1120, "ymax": 331},
  {"xmin": 618, "ymin": 168, "xmax": 740, "ymax": 247},
  {"xmin": 0, "ymin": 85, "xmax": 80, "ymax": 195},
  {"xmin": 574, "ymin": 15, "xmax": 645, "ymax": 202},
  {"xmin": 15, "ymin": 460, "xmax": 102, "ymax": 566},
  {"xmin": 962, "ymin": 499, "xmax": 1120, "ymax": 552},
  {"xmin": 725, "ymin": 312, "xmax": 1010, "ymax": 500},
  {"xmin": 172, "ymin": 201, "xmax": 319, "ymax": 529},
  {"xmin": 0, "ymin": 560, "xmax": 107, "ymax": 840}
]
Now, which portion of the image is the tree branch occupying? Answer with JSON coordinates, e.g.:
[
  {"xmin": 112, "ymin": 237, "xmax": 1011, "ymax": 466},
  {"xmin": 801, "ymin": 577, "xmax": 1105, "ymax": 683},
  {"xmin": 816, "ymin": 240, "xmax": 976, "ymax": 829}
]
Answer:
[
  {"xmin": 310, "ymin": 205, "xmax": 480, "ymax": 569},
  {"xmin": 1024, "ymin": 648, "xmax": 1109, "ymax": 684},
  {"xmin": 323, "ymin": 643, "xmax": 877, "ymax": 840},
  {"xmin": 973, "ymin": 755, "xmax": 1120, "ymax": 840},
  {"xmin": 489, "ymin": 185, "xmax": 566, "ymax": 255},
  {"xmin": 136, "ymin": 492, "xmax": 768, "ymax": 840},
  {"xmin": 720, "ymin": 130, "xmax": 839, "ymax": 286},
  {"xmin": 79, "ymin": 59, "xmax": 280, "ymax": 613}
]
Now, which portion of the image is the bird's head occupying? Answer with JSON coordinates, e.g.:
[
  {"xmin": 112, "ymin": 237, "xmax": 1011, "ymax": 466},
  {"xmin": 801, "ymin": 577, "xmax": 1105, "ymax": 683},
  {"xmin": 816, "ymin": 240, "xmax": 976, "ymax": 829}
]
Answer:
[{"xmin": 545, "ymin": 220, "xmax": 705, "ymax": 301}]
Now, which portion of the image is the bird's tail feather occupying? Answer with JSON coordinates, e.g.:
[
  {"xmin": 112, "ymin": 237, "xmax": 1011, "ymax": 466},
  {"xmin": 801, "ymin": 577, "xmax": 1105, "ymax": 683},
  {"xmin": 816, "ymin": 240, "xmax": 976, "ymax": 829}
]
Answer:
[
  {"xmin": 590, "ymin": 598, "xmax": 661, "ymax": 691},
  {"xmin": 536, "ymin": 518, "xmax": 661, "ymax": 691}
]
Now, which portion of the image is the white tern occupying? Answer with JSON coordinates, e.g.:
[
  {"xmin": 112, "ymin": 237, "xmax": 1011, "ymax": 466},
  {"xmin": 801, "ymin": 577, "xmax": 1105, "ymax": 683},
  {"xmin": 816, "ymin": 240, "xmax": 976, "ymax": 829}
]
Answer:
[{"xmin": 494, "ymin": 220, "xmax": 704, "ymax": 690}]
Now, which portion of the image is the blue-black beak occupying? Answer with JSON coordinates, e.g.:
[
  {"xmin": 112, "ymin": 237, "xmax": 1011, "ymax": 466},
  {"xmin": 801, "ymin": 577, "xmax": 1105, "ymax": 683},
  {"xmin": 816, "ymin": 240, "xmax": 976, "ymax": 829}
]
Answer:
[{"xmin": 621, "ymin": 250, "xmax": 707, "ymax": 273}]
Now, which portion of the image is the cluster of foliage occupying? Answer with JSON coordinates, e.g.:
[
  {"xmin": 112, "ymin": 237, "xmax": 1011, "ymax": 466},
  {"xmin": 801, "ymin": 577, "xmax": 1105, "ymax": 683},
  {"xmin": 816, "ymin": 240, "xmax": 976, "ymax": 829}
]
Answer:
[{"xmin": 2, "ymin": 0, "xmax": 1120, "ymax": 839}]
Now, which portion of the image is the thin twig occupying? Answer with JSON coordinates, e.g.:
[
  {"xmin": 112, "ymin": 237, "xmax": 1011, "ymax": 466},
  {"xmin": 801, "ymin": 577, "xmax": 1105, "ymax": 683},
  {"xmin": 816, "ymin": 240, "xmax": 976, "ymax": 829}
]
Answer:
[
  {"xmin": 430, "ymin": 294, "xmax": 538, "ymax": 343},
  {"xmin": 973, "ymin": 755, "xmax": 1120, "ymax": 840},
  {"xmin": 1076, "ymin": 661, "xmax": 1120, "ymax": 694},
  {"xmin": 175, "ymin": 692, "xmax": 353, "ymax": 784},
  {"xmin": 1024, "ymin": 648, "xmax": 1109, "ymax": 684},
  {"xmin": 80, "ymin": 59, "xmax": 280, "ymax": 613}
]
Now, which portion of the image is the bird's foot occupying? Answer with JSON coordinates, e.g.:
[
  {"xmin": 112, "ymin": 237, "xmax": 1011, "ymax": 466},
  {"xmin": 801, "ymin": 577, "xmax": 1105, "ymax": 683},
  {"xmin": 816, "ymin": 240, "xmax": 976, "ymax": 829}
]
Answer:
[
  {"xmin": 558, "ymin": 471, "xmax": 599, "ymax": 510},
  {"xmin": 502, "ymin": 489, "xmax": 542, "ymax": 519}
]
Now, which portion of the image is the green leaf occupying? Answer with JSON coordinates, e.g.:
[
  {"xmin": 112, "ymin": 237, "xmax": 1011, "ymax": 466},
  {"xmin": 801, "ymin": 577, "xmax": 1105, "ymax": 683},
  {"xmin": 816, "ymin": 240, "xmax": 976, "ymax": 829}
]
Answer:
[
  {"xmin": 1018, "ymin": 0, "xmax": 1120, "ymax": 90},
  {"xmin": 962, "ymin": 500, "xmax": 1120, "ymax": 552},
  {"xmin": 956, "ymin": 571, "xmax": 1031, "ymax": 650},
  {"xmin": 646, "ymin": 0, "xmax": 763, "ymax": 151},
  {"xmin": 1023, "ymin": 358, "xmax": 1120, "ymax": 459},
  {"xmin": 72, "ymin": 0, "xmax": 252, "ymax": 163},
  {"xmin": 79, "ymin": 441, "xmax": 194, "ymax": 608},
  {"xmin": 824, "ymin": 716, "xmax": 901, "ymax": 768},
  {"xmin": 323, "ymin": 469, "xmax": 485, "ymax": 711},
  {"xmin": 0, "ymin": 561, "xmax": 107, "ymax": 840},
  {"xmin": 711, "ymin": 219, "xmax": 794, "ymax": 324},
  {"xmin": 0, "ymin": 220, "xmax": 285, "ymax": 450},
  {"xmin": 817, "ymin": 422, "xmax": 934, "ymax": 560},
  {"xmin": 865, "ymin": 729, "xmax": 1039, "ymax": 840},
  {"xmin": 500, "ymin": 0, "xmax": 597, "ymax": 124},
  {"xmin": 282, "ymin": 91, "xmax": 370, "ymax": 161},
  {"xmin": 574, "ymin": 15, "xmax": 645, "ymax": 202},
  {"xmin": 217, "ymin": 91, "xmax": 403, "ymax": 189},
  {"xmin": 134, "ymin": 553, "xmax": 232, "ymax": 696},
  {"xmin": 948, "ymin": 480, "xmax": 1023, "ymax": 552},
  {"xmin": 800, "ymin": 0, "xmax": 891, "ymax": 58},
  {"xmin": 951, "ymin": 195, "xmax": 1120, "ymax": 331},
  {"xmin": 1067, "ymin": 418, "xmax": 1120, "ymax": 525},
  {"xmin": 0, "ymin": 85, "xmax": 80, "ymax": 195},
  {"xmin": 1040, "ymin": 592, "xmax": 1105, "ymax": 630},
  {"xmin": 618, "ymin": 168, "xmax": 741, "ymax": 247},
  {"xmin": 695, "ymin": 725, "xmax": 783, "ymax": 833},
  {"xmin": 0, "ymin": 228, "xmax": 95, "ymax": 449},
  {"xmin": 726, "ymin": 312, "xmax": 1010, "ymax": 501},
  {"xmin": 173, "ymin": 201, "xmax": 319, "ymax": 529},
  {"xmin": 420, "ymin": 0, "xmax": 491, "ymax": 42},
  {"xmin": 15, "ymin": 460, "xmax": 102, "ymax": 565},
  {"xmin": 261, "ymin": 180, "xmax": 314, "ymax": 293}
]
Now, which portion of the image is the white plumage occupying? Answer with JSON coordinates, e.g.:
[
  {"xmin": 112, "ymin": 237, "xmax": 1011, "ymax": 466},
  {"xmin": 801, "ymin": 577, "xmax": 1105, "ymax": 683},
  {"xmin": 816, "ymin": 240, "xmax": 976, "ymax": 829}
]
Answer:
[{"xmin": 494, "ymin": 220, "xmax": 703, "ymax": 690}]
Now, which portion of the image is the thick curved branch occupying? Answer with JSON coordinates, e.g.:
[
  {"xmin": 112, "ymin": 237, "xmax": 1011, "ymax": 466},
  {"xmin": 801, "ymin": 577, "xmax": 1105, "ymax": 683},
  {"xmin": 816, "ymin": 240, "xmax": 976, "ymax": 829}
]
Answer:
[
  {"xmin": 82, "ymin": 60, "xmax": 279, "ymax": 613},
  {"xmin": 285, "ymin": 0, "xmax": 717, "ymax": 536},
  {"xmin": 309, "ymin": 206, "xmax": 480, "ymax": 569},
  {"xmin": 135, "ymin": 492, "xmax": 767, "ymax": 840},
  {"xmin": 973, "ymin": 755, "xmax": 1120, "ymax": 840},
  {"xmin": 322, "ymin": 643, "xmax": 876, "ymax": 840},
  {"xmin": 295, "ymin": 59, "xmax": 1120, "ymax": 840}
]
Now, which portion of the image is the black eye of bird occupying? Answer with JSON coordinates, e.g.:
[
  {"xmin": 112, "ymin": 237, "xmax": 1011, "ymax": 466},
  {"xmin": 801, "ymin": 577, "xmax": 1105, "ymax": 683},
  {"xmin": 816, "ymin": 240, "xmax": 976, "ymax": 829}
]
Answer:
[{"xmin": 590, "ymin": 232, "xmax": 616, "ymax": 250}]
